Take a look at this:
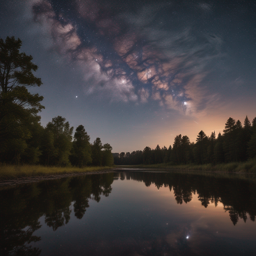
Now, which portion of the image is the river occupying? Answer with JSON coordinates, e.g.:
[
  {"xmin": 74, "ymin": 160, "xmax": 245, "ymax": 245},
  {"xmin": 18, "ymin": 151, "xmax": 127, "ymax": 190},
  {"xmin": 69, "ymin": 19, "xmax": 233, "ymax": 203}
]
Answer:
[{"xmin": 1, "ymin": 170, "xmax": 256, "ymax": 255}]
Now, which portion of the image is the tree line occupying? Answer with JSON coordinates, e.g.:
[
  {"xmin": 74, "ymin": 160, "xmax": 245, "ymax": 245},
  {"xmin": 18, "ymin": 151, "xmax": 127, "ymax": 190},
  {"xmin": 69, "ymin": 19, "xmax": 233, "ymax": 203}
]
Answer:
[
  {"xmin": 0, "ymin": 36, "xmax": 113, "ymax": 166},
  {"xmin": 114, "ymin": 116, "xmax": 256, "ymax": 165}
]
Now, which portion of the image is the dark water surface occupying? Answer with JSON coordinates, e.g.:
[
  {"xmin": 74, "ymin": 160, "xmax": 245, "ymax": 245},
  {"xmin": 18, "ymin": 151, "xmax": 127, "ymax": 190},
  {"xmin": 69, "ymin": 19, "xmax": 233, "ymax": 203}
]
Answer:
[{"xmin": 1, "ymin": 171, "xmax": 256, "ymax": 256}]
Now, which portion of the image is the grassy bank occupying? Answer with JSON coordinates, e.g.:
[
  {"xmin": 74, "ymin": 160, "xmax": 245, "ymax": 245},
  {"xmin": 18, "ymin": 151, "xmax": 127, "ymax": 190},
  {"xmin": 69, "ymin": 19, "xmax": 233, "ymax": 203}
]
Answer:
[
  {"xmin": 0, "ymin": 165, "xmax": 113, "ymax": 180},
  {"xmin": 115, "ymin": 159, "xmax": 256, "ymax": 173}
]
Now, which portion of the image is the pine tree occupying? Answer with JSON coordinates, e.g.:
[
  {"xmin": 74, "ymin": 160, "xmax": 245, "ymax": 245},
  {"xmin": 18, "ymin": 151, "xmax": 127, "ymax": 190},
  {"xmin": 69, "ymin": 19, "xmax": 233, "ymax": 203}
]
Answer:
[
  {"xmin": 0, "ymin": 36, "xmax": 43, "ymax": 121},
  {"xmin": 46, "ymin": 116, "xmax": 73, "ymax": 166},
  {"xmin": 196, "ymin": 130, "xmax": 207, "ymax": 142},
  {"xmin": 71, "ymin": 125, "xmax": 91, "ymax": 167},
  {"xmin": 214, "ymin": 133, "xmax": 225, "ymax": 163},
  {"xmin": 143, "ymin": 147, "xmax": 152, "ymax": 164},
  {"xmin": 102, "ymin": 143, "xmax": 114, "ymax": 166},
  {"xmin": 236, "ymin": 120, "xmax": 242, "ymax": 129},
  {"xmin": 194, "ymin": 131, "xmax": 208, "ymax": 164},
  {"xmin": 244, "ymin": 116, "xmax": 251, "ymax": 128},
  {"xmin": 252, "ymin": 117, "xmax": 256, "ymax": 128},
  {"xmin": 172, "ymin": 134, "xmax": 182, "ymax": 164},
  {"xmin": 0, "ymin": 36, "xmax": 44, "ymax": 163},
  {"xmin": 91, "ymin": 138, "xmax": 103, "ymax": 166},
  {"xmin": 223, "ymin": 117, "xmax": 236, "ymax": 134},
  {"xmin": 207, "ymin": 132, "xmax": 216, "ymax": 164},
  {"xmin": 248, "ymin": 133, "xmax": 256, "ymax": 159}
]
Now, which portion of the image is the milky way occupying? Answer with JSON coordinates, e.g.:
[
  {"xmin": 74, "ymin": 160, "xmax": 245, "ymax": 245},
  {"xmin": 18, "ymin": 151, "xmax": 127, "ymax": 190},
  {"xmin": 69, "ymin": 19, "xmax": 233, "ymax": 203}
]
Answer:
[{"xmin": 31, "ymin": 0, "xmax": 224, "ymax": 115}]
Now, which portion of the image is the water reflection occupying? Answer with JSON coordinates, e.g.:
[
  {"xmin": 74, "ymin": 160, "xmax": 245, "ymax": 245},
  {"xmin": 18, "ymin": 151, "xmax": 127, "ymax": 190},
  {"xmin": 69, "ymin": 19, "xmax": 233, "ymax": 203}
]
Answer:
[
  {"xmin": 0, "ymin": 173, "xmax": 114, "ymax": 255},
  {"xmin": 124, "ymin": 172, "xmax": 256, "ymax": 225},
  {"xmin": 1, "ymin": 171, "xmax": 256, "ymax": 255}
]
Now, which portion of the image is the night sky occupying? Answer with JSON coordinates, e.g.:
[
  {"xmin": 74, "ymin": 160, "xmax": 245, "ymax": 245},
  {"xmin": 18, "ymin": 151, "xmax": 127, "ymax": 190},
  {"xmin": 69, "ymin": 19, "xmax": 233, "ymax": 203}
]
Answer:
[{"xmin": 1, "ymin": 0, "xmax": 256, "ymax": 152}]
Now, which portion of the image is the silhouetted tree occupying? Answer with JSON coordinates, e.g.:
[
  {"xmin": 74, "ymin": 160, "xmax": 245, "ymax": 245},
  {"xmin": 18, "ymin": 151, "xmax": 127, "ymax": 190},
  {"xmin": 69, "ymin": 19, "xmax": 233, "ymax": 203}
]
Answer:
[
  {"xmin": 194, "ymin": 131, "xmax": 208, "ymax": 164},
  {"xmin": 102, "ymin": 143, "xmax": 114, "ymax": 166},
  {"xmin": 223, "ymin": 117, "xmax": 236, "ymax": 134},
  {"xmin": 248, "ymin": 133, "xmax": 256, "ymax": 159},
  {"xmin": 244, "ymin": 116, "xmax": 251, "ymax": 128},
  {"xmin": 91, "ymin": 137, "xmax": 103, "ymax": 166},
  {"xmin": 0, "ymin": 37, "xmax": 44, "ymax": 163},
  {"xmin": 46, "ymin": 116, "xmax": 73, "ymax": 166},
  {"xmin": 70, "ymin": 125, "xmax": 91, "ymax": 167},
  {"xmin": 207, "ymin": 132, "xmax": 216, "ymax": 164},
  {"xmin": 143, "ymin": 146, "xmax": 152, "ymax": 164},
  {"xmin": 214, "ymin": 133, "xmax": 225, "ymax": 163},
  {"xmin": 40, "ymin": 129, "xmax": 55, "ymax": 165}
]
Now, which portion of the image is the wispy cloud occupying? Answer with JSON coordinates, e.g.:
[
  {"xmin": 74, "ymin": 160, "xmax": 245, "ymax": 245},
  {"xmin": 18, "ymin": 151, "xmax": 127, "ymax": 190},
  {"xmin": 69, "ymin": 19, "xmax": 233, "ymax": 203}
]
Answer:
[{"xmin": 30, "ymin": 0, "xmax": 223, "ymax": 115}]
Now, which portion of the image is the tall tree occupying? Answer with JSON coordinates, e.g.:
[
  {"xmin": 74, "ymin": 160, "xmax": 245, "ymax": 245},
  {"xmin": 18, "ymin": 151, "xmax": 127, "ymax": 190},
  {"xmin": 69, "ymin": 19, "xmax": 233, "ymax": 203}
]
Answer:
[
  {"xmin": 195, "ymin": 131, "xmax": 208, "ymax": 164},
  {"xmin": 154, "ymin": 145, "xmax": 163, "ymax": 164},
  {"xmin": 248, "ymin": 133, "xmax": 256, "ymax": 159},
  {"xmin": 181, "ymin": 135, "xmax": 191, "ymax": 164},
  {"xmin": 252, "ymin": 117, "xmax": 256, "ymax": 129},
  {"xmin": 143, "ymin": 147, "xmax": 152, "ymax": 164},
  {"xmin": 102, "ymin": 143, "xmax": 114, "ymax": 166},
  {"xmin": 207, "ymin": 132, "xmax": 216, "ymax": 164},
  {"xmin": 46, "ymin": 116, "xmax": 73, "ymax": 166},
  {"xmin": 70, "ymin": 125, "xmax": 91, "ymax": 167},
  {"xmin": 0, "ymin": 36, "xmax": 44, "ymax": 163},
  {"xmin": 172, "ymin": 134, "xmax": 182, "ymax": 164},
  {"xmin": 196, "ymin": 130, "xmax": 207, "ymax": 142},
  {"xmin": 0, "ymin": 36, "xmax": 43, "ymax": 121},
  {"xmin": 236, "ymin": 120, "xmax": 242, "ymax": 129},
  {"xmin": 214, "ymin": 133, "xmax": 225, "ymax": 163},
  {"xmin": 223, "ymin": 117, "xmax": 236, "ymax": 134},
  {"xmin": 40, "ymin": 129, "xmax": 55, "ymax": 165},
  {"xmin": 244, "ymin": 116, "xmax": 251, "ymax": 128},
  {"xmin": 91, "ymin": 138, "xmax": 103, "ymax": 166}
]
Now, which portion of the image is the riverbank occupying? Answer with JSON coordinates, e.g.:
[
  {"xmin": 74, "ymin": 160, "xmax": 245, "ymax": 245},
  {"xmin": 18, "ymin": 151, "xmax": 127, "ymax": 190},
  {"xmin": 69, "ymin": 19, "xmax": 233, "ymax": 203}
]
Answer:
[
  {"xmin": 1, "ymin": 160, "xmax": 256, "ymax": 188},
  {"xmin": 0, "ymin": 165, "xmax": 114, "ymax": 181},
  {"xmin": 115, "ymin": 159, "xmax": 256, "ymax": 173}
]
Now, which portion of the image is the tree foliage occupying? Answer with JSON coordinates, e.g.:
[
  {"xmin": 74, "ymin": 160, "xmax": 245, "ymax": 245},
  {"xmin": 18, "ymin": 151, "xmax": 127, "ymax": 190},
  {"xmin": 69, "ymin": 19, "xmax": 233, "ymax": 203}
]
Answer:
[
  {"xmin": 0, "ymin": 36, "xmax": 44, "ymax": 121},
  {"xmin": 0, "ymin": 37, "xmax": 44, "ymax": 163}
]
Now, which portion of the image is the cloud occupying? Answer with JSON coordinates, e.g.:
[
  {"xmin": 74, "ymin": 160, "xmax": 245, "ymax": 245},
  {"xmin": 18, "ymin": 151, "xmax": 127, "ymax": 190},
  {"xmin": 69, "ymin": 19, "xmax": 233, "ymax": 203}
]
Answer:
[
  {"xmin": 30, "ymin": 0, "xmax": 223, "ymax": 115},
  {"xmin": 198, "ymin": 3, "xmax": 212, "ymax": 12}
]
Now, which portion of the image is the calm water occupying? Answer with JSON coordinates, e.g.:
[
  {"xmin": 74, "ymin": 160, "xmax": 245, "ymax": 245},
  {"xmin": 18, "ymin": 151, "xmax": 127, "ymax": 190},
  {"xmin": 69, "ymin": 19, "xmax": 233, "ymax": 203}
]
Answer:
[{"xmin": 1, "ymin": 171, "xmax": 256, "ymax": 256}]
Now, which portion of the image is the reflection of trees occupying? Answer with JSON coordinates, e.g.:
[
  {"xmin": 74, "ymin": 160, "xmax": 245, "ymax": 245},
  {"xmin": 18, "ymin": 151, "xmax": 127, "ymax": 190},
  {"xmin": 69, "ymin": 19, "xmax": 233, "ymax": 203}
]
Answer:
[
  {"xmin": 124, "ymin": 172, "xmax": 256, "ymax": 225},
  {"xmin": 0, "ymin": 173, "xmax": 114, "ymax": 255}
]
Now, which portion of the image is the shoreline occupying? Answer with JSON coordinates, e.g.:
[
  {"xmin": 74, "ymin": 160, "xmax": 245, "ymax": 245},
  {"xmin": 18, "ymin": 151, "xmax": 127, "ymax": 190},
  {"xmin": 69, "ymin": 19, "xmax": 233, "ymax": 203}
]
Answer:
[
  {"xmin": 0, "ymin": 168, "xmax": 115, "ymax": 189},
  {"xmin": 1, "ymin": 161, "xmax": 256, "ymax": 188}
]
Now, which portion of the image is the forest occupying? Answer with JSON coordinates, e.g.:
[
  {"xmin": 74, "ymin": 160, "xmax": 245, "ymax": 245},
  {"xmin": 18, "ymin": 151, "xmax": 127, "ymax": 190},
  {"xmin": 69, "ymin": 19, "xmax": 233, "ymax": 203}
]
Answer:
[
  {"xmin": 114, "ymin": 116, "xmax": 256, "ymax": 166},
  {"xmin": 0, "ymin": 36, "xmax": 113, "ymax": 167}
]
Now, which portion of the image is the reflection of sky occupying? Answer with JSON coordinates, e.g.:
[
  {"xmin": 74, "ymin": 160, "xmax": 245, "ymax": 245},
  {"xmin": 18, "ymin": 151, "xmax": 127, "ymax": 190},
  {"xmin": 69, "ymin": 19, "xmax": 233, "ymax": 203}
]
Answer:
[
  {"xmin": 34, "ymin": 177, "xmax": 256, "ymax": 256},
  {"xmin": 1, "ymin": 0, "xmax": 256, "ymax": 152}
]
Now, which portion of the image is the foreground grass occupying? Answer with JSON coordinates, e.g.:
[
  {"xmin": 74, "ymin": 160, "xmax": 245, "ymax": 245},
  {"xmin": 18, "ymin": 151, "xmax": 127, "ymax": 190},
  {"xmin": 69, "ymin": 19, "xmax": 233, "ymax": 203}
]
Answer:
[
  {"xmin": 115, "ymin": 159, "xmax": 256, "ymax": 173},
  {"xmin": 0, "ymin": 165, "xmax": 113, "ymax": 180}
]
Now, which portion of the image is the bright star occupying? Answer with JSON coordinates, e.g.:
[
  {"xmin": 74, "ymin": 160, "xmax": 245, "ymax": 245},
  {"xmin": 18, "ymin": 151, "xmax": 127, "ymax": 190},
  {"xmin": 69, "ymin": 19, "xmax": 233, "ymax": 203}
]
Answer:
[
  {"xmin": 184, "ymin": 101, "xmax": 187, "ymax": 105},
  {"xmin": 76, "ymin": 96, "xmax": 78, "ymax": 98},
  {"xmin": 186, "ymin": 236, "xmax": 189, "ymax": 239}
]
